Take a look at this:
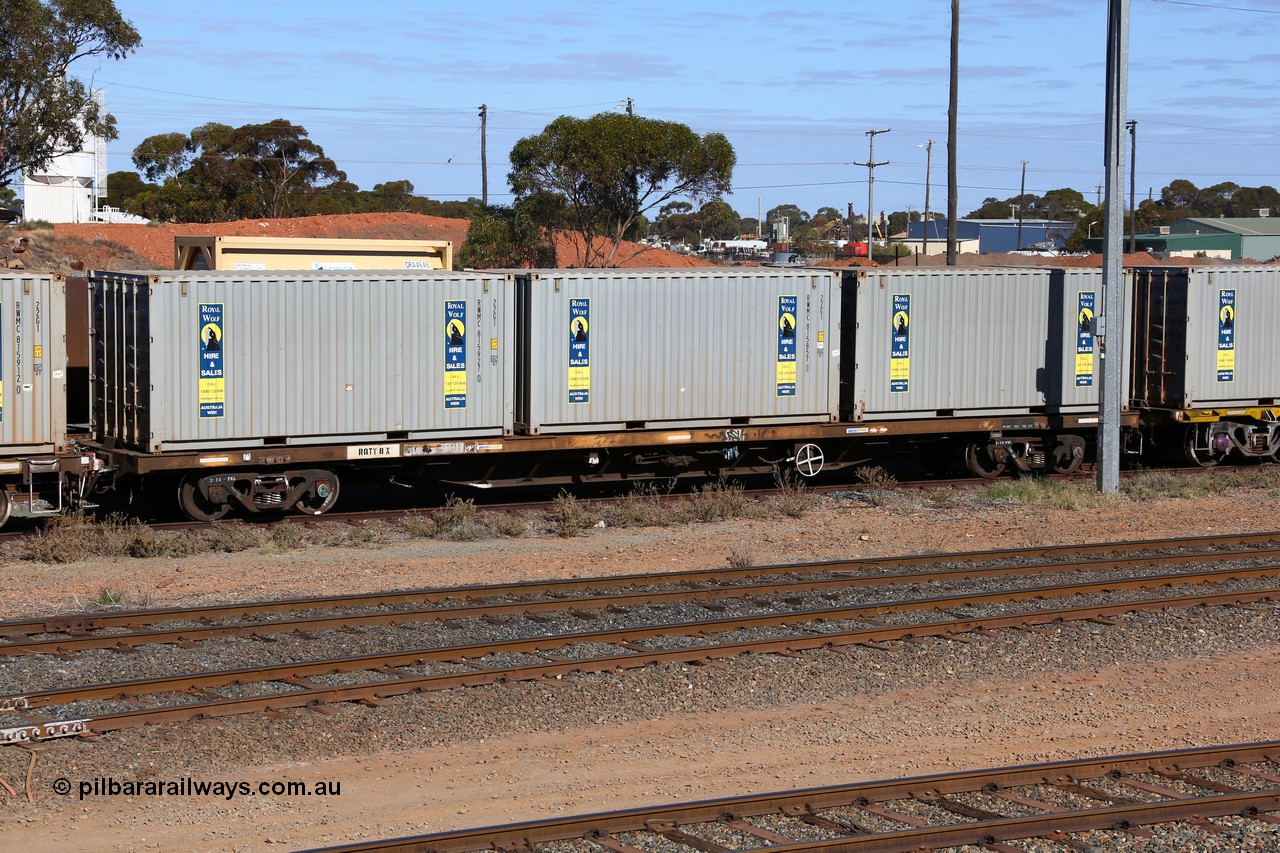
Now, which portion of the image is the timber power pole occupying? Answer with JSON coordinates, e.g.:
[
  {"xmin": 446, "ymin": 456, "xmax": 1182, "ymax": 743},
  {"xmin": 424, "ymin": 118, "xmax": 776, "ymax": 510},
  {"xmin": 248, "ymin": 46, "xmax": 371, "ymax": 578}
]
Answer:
[
  {"xmin": 1016, "ymin": 160, "xmax": 1027, "ymax": 250},
  {"xmin": 479, "ymin": 104, "xmax": 488, "ymax": 206},
  {"xmin": 947, "ymin": 0, "xmax": 960, "ymax": 265},
  {"xmin": 854, "ymin": 129, "xmax": 890, "ymax": 258}
]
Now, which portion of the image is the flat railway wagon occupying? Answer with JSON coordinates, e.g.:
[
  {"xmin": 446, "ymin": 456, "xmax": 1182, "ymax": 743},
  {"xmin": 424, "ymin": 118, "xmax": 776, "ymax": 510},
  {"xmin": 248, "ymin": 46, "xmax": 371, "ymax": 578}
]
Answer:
[
  {"xmin": 0, "ymin": 274, "xmax": 101, "ymax": 525},
  {"xmin": 1130, "ymin": 266, "xmax": 1280, "ymax": 466},
  {"xmin": 88, "ymin": 269, "xmax": 515, "ymax": 521},
  {"xmin": 77, "ymin": 266, "xmax": 1161, "ymax": 522}
]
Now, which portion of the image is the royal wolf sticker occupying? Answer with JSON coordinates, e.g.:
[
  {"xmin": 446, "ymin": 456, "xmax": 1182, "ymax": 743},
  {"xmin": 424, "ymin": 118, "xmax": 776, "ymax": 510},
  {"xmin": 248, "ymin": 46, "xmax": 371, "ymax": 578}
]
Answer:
[
  {"xmin": 444, "ymin": 300, "xmax": 467, "ymax": 409},
  {"xmin": 890, "ymin": 294, "xmax": 910, "ymax": 393},
  {"xmin": 198, "ymin": 303, "xmax": 224, "ymax": 418},
  {"xmin": 776, "ymin": 295, "xmax": 797, "ymax": 397},
  {"xmin": 568, "ymin": 299, "xmax": 590, "ymax": 404},
  {"xmin": 1076, "ymin": 292, "xmax": 1096, "ymax": 387},
  {"xmin": 1218, "ymin": 289, "xmax": 1236, "ymax": 383}
]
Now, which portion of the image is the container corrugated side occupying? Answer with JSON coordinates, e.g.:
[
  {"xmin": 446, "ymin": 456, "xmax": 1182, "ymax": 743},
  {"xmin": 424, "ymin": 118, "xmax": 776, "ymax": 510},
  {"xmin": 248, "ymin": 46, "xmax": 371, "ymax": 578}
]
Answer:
[
  {"xmin": 0, "ymin": 275, "xmax": 67, "ymax": 457},
  {"xmin": 515, "ymin": 268, "xmax": 839, "ymax": 434},
  {"xmin": 91, "ymin": 270, "xmax": 514, "ymax": 453},
  {"xmin": 1131, "ymin": 267, "xmax": 1280, "ymax": 409},
  {"xmin": 1046, "ymin": 268, "xmax": 1129, "ymax": 413},
  {"xmin": 843, "ymin": 268, "xmax": 1068, "ymax": 420}
]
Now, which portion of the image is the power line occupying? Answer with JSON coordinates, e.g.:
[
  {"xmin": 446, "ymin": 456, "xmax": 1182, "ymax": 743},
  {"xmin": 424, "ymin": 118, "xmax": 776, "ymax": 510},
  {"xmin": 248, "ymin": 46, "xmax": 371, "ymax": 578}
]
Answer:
[{"xmin": 1150, "ymin": 0, "xmax": 1280, "ymax": 11}]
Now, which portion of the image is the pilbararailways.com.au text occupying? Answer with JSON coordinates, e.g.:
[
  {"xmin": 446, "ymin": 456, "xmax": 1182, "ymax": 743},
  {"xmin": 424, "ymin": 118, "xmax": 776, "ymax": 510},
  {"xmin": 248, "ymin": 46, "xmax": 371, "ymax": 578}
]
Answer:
[{"xmin": 55, "ymin": 777, "xmax": 341, "ymax": 801}]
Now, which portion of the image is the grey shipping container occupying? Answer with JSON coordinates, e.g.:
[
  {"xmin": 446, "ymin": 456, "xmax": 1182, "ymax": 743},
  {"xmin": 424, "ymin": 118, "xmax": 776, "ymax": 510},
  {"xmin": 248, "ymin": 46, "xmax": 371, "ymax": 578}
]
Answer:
[
  {"xmin": 515, "ymin": 268, "xmax": 840, "ymax": 434},
  {"xmin": 1131, "ymin": 267, "xmax": 1280, "ymax": 409},
  {"xmin": 91, "ymin": 270, "xmax": 515, "ymax": 453},
  {"xmin": 0, "ymin": 274, "xmax": 68, "ymax": 459},
  {"xmin": 839, "ymin": 267, "xmax": 1119, "ymax": 420}
]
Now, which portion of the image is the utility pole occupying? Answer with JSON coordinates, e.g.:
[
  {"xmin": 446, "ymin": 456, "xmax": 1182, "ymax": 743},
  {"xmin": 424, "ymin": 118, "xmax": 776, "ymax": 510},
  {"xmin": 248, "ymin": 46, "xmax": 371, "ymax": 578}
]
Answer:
[
  {"xmin": 625, "ymin": 97, "xmax": 634, "ymax": 116},
  {"xmin": 1098, "ymin": 0, "xmax": 1130, "ymax": 494},
  {"xmin": 947, "ymin": 0, "xmax": 960, "ymax": 265},
  {"xmin": 1127, "ymin": 119, "xmax": 1137, "ymax": 253},
  {"xmin": 479, "ymin": 104, "xmax": 488, "ymax": 206},
  {"xmin": 919, "ymin": 140, "xmax": 934, "ymax": 257},
  {"xmin": 855, "ymin": 129, "xmax": 890, "ymax": 259},
  {"xmin": 1016, "ymin": 159, "xmax": 1027, "ymax": 250}
]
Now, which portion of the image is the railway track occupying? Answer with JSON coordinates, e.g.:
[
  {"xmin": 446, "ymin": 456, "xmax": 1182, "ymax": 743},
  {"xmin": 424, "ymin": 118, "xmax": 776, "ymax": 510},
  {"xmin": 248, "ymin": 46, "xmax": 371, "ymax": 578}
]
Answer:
[
  {"xmin": 3, "ymin": 533, "xmax": 1279, "ymax": 745},
  {"xmin": 4, "ymin": 536, "xmax": 1280, "ymax": 657},
  {"xmin": 296, "ymin": 741, "xmax": 1280, "ymax": 853}
]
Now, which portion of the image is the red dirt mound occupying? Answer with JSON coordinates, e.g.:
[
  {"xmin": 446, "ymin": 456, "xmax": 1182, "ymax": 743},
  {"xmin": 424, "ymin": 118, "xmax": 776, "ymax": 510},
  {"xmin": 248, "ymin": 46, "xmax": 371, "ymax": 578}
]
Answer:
[{"xmin": 39, "ymin": 213, "xmax": 713, "ymax": 271}]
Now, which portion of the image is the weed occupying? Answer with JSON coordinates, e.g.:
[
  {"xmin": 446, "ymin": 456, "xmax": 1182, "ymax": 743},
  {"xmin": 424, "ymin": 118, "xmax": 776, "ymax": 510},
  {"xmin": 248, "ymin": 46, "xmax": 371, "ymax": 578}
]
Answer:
[
  {"xmin": 551, "ymin": 491, "xmax": 592, "ymax": 537},
  {"xmin": 203, "ymin": 522, "xmax": 267, "ymax": 553},
  {"xmin": 770, "ymin": 469, "xmax": 814, "ymax": 518},
  {"xmin": 485, "ymin": 512, "xmax": 528, "ymax": 537},
  {"xmin": 21, "ymin": 513, "xmax": 97, "ymax": 563},
  {"xmin": 265, "ymin": 523, "xmax": 309, "ymax": 552},
  {"xmin": 432, "ymin": 496, "xmax": 480, "ymax": 539},
  {"xmin": 92, "ymin": 587, "xmax": 125, "ymax": 607},
  {"xmin": 399, "ymin": 513, "xmax": 436, "ymax": 538},
  {"xmin": 606, "ymin": 482, "xmax": 676, "ymax": 528},
  {"xmin": 1123, "ymin": 470, "xmax": 1217, "ymax": 501},
  {"xmin": 725, "ymin": 546, "xmax": 756, "ymax": 568},
  {"xmin": 684, "ymin": 479, "xmax": 753, "ymax": 522},
  {"xmin": 854, "ymin": 466, "xmax": 899, "ymax": 507},
  {"xmin": 980, "ymin": 476, "xmax": 1125, "ymax": 510}
]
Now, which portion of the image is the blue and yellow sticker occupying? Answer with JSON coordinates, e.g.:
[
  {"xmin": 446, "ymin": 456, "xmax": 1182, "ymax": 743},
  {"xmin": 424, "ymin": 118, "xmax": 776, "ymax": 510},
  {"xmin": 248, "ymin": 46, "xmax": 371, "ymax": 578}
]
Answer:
[
  {"xmin": 890, "ymin": 294, "xmax": 911, "ymax": 393},
  {"xmin": 1075, "ymin": 291, "xmax": 1096, "ymax": 387},
  {"xmin": 776, "ymin": 295, "xmax": 797, "ymax": 397},
  {"xmin": 1218, "ymin": 289, "xmax": 1236, "ymax": 383},
  {"xmin": 444, "ymin": 300, "xmax": 468, "ymax": 409},
  {"xmin": 198, "ymin": 303, "xmax": 224, "ymax": 419},
  {"xmin": 568, "ymin": 298, "xmax": 590, "ymax": 404}
]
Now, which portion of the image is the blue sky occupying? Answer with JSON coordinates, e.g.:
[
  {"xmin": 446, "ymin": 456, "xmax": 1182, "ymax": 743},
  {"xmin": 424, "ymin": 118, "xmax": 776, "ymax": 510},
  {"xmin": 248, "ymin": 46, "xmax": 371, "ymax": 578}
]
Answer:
[{"xmin": 71, "ymin": 0, "xmax": 1280, "ymax": 223}]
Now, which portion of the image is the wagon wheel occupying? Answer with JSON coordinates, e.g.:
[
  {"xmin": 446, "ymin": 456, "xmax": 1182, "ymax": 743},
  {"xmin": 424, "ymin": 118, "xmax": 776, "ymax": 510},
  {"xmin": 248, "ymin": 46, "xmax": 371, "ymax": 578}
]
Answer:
[
  {"xmin": 295, "ymin": 473, "xmax": 340, "ymax": 516},
  {"xmin": 1183, "ymin": 424, "xmax": 1226, "ymax": 468},
  {"xmin": 793, "ymin": 444, "xmax": 825, "ymax": 478},
  {"xmin": 964, "ymin": 442, "xmax": 1007, "ymax": 479},
  {"xmin": 0, "ymin": 490, "xmax": 11, "ymax": 530},
  {"xmin": 178, "ymin": 474, "xmax": 231, "ymax": 522},
  {"xmin": 1052, "ymin": 444, "xmax": 1085, "ymax": 475}
]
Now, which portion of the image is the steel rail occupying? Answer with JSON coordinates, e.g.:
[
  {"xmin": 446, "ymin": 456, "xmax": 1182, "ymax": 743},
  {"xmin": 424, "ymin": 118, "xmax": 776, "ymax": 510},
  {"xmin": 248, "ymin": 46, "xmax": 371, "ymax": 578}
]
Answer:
[
  {"xmin": 8, "ymin": 549, "xmax": 1280, "ymax": 656},
  {"xmin": 3, "ymin": 580, "xmax": 1278, "ymax": 744},
  {"xmin": 294, "ymin": 741, "xmax": 1280, "ymax": 853},
  {"xmin": 5, "ymin": 529, "xmax": 1279, "ymax": 638}
]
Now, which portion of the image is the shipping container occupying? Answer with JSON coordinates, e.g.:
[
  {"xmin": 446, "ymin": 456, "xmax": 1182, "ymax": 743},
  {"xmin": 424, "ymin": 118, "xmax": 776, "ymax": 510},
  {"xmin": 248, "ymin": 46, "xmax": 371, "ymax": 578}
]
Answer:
[
  {"xmin": 0, "ymin": 274, "xmax": 68, "ymax": 458},
  {"xmin": 91, "ymin": 270, "xmax": 514, "ymax": 453},
  {"xmin": 515, "ymin": 268, "xmax": 840, "ymax": 434},
  {"xmin": 174, "ymin": 236, "xmax": 454, "ymax": 271},
  {"xmin": 1131, "ymin": 267, "xmax": 1280, "ymax": 409},
  {"xmin": 838, "ymin": 267, "xmax": 1117, "ymax": 420}
]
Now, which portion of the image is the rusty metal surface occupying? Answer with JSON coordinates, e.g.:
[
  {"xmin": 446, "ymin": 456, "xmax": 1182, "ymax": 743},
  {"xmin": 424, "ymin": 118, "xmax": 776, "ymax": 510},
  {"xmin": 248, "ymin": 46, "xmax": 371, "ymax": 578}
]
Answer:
[
  {"xmin": 292, "ymin": 741, "xmax": 1280, "ymax": 853},
  {"xmin": 4, "ymin": 531, "xmax": 1278, "ymax": 643},
  {"xmin": 5, "ymin": 555, "xmax": 1280, "ymax": 657},
  {"xmin": 4, "ymin": 578, "xmax": 1279, "ymax": 744}
]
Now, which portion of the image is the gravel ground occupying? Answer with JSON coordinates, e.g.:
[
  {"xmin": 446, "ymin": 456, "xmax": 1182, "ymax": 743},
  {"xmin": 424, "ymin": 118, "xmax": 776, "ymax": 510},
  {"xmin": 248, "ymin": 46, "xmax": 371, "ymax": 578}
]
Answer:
[{"xmin": 2, "ymin": 489, "xmax": 1280, "ymax": 851}]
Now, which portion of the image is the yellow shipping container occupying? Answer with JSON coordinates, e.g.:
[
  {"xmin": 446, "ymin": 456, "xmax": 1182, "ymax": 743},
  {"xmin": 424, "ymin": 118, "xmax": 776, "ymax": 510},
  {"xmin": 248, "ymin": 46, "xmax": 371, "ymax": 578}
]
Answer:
[{"xmin": 174, "ymin": 236, "xmax": 452, "ymax": 271}]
